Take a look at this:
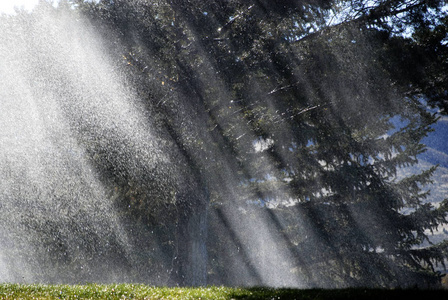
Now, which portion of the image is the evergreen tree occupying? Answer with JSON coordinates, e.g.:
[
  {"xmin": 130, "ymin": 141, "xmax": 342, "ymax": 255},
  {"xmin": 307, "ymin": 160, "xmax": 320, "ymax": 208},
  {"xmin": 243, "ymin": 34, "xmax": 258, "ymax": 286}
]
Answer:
[{"xmin": 74, "ymin": 0, "xmax": 448, "ymax": 287}]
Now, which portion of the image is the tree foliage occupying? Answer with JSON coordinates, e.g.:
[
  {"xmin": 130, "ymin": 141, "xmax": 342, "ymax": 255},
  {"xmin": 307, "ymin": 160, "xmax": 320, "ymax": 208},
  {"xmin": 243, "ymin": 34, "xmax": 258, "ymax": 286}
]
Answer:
[{"xmin": 73, "ymin": 0, "xmax": 448, "ymax": 287}]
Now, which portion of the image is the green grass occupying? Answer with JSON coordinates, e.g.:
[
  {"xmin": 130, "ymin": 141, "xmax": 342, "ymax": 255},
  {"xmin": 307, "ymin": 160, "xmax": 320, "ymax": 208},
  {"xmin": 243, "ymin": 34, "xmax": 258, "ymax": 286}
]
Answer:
[{"xmin": 0, "ymin": 284, "xmax": 447, "ymax": 299}]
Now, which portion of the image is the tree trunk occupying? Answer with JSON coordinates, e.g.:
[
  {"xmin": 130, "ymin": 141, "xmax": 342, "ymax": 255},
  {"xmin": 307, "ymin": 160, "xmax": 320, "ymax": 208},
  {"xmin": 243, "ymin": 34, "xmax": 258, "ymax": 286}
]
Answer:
[{"xmin": 174, "ymin": 189, "xmax": 208, "ymax": 286}]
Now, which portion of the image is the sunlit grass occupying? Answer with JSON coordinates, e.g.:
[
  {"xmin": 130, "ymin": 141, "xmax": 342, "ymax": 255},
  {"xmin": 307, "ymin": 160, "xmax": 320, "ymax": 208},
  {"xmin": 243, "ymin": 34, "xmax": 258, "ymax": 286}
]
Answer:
[
  {"xmin": 0, "ymin": 284, "xmax": 263, "ymax": 299},
  {"xmin": 1, "ymin": 283, "xmax": 448, "ymax": 299}
]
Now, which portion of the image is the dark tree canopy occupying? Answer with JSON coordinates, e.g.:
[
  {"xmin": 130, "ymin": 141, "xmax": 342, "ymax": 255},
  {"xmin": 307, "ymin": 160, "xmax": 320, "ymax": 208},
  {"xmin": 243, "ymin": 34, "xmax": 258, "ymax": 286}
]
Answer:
[{"xmin": 73, "ymin": 0, "xmax": 448, "ymax": 287}]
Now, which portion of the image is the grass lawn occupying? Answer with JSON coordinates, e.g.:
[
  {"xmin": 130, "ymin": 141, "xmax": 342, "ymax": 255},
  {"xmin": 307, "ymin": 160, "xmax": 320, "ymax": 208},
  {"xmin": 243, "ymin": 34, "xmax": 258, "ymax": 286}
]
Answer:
[{"xmin": 0, "ymin": 284, "xmax": 448, "ymax": 299}]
